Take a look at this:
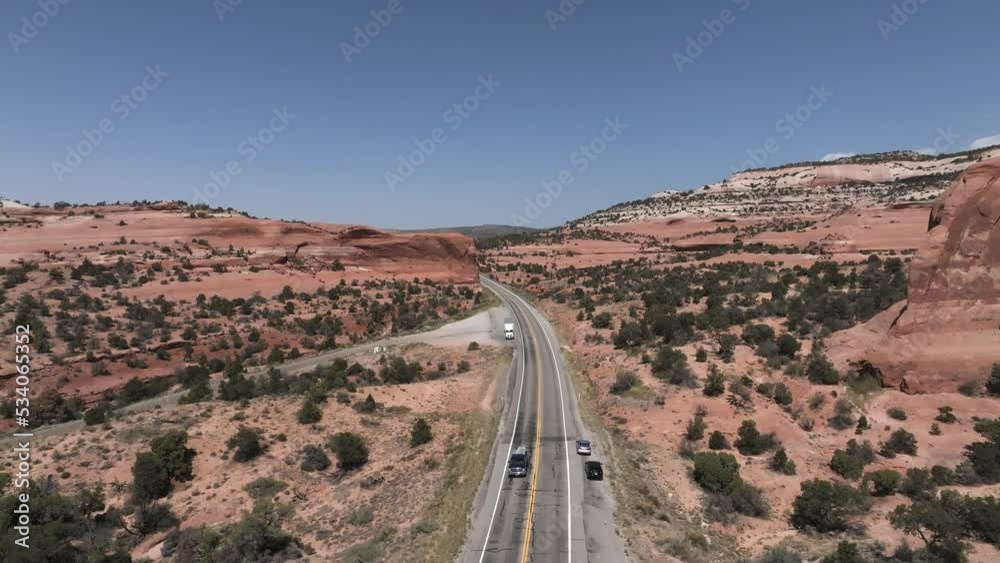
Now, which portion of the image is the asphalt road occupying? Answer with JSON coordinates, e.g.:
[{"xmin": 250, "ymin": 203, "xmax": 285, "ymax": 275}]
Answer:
[{"xmin": 462, "ymin": 276, "xmax": 629, "ymax": 563}]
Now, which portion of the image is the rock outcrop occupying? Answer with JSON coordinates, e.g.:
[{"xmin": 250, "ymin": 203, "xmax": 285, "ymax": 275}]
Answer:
[
  {"xmin": 829, "ymin": 157, "xmax": 1000, "ymax": 393},
  {"xmin": 0, "ymin": 205, "xmax": 480, "ymax": 285}
]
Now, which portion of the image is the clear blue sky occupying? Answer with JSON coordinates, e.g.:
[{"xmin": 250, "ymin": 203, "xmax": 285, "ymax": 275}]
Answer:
[{"xmin": 2, "ymin": 0, "xmax": 998, "ymax": 229}]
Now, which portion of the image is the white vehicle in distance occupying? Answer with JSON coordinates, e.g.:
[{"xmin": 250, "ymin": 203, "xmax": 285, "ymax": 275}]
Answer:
[
  {"xmin": 575, "ymin": 438, "xmax": 592, "ymax": 456},
  {"xmin": 504, "ymin": 319, "xmax": 515, "ymax": 340}
]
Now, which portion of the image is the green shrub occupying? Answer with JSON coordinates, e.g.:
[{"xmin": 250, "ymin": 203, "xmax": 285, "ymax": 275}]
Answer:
[
  {"xmin": 862, "ymin": 469, "xmax": 902, "ymax": 496},
  {"xmin": 958, "ymin": 378, "xmax": 981, "ymax": 397},
  {"xmin": 790, "ymin": 479, "xmax": 872, "ymax": 532},
  {"xmin": 887, "ymin": 407, "xmax": 907, "ymax": 421},
  {"xmin": 735, "ymin": 420, "xmax": 778, "ymax": 456},
  {"xmin": 150, "ymin": 430, "xmax": 196, "ymax": 482},
  {"xmin": 776, "ymin": 334, "xmax": 801, "ymax": 358},
  {"xmin": 227, "ymin": 427, "xmax": 263, "ymax": 462},
  {"xmin": 702, "ymin": 364, "xmax": 726, "ymax": 397},
  {"xmin": 757, "ymin": 546, "xmax": 802, "ymax": 563},
  {"xmin": 693, "ymin": 452, "xmax": 741, "ymax": 494},
  {"xmin": 162, "ymin": 500, "xmax": 300, "ymax": 561},
  {"xmin": 243, "ymin": 477, "xmax": 287, "ymax": 500},
  {"xmin": 410, "ymin": 418, "xmax": 433, "ymax": 447},
  {"xmin": 726, "ymin": 480, "xmax": 770, "ymax": 518},
  {"xmin": 899, "ymin": 467, "xmax": 936, "ymax": 500},
  {"xmin": 685, "ymin": 414, "xmax": 706, "ymax": 441},
  {"xmin": 828, "ymin": 398, "xmax": 856, "ymax": 430},
  {"xmin": 134, "ymin": 502, "xmax": 178, "ymax": 535},
  {"xmin": 830, "ymin": 449, "xmax": 865, "ymax": 481},
  {"xmin": 296, "ymin": 398, "xmax": 322, "ymax": 424},
  {"xmin": 935, "ymin": 406, "xmax": 957, "ymax": 424},
  {"xmin": 772, "ymin": 382, "xmax": 793, "ymax": 406},
  {"xmin": 610, "ymin": 371, "xmax": 640, "ymax": 395},
  {"xmin": 963, "ymin": 418, "xmax": 1000, "ymax": 482},
  {"xmin": 880, "ymin": 429, "xmax": 918, "ymax": 458},
  {"xmin": 300, "ymin": 445, "xmax": 331, "ymax": 472},
  {"xmin": 987, "ymin": 363, "xmax": 1000, "ymax": 396},
  {"xmin": 132, "ymin": 452, "xmax": 171, "ymax": 504},
  {"xmin": 591, "ymin": 312, "xmax": 612, "ymax": 329},
  {"xmin": 717, "ymin": 333, "xmax": 738, "ymax": 363},
  {"xmin": 693, "ymin": 452, "xmax": 771, "ymax": 519},
  {"xmin": 805, "ymin": 343, "xmax": 839, "ymax": 385},
  {"xmin": 652, "ymin": 346, "xmax": 694, "ymax": 387},
  {"xmin": 347, "ymin": 505, "xmax": 375, "ymax": 526},
  {"xmin": 890, "ymin": 491, "xmax": 975, "ymax": 562},
  {"xmin": 708, "ymin": 431, "xmax": 729, "ymax": 450},
  {"xmin": 821, "ymin": 542, "xmax": 866, "ymax": 563},
  {"xmin": 356, "ymin": 393, "xmax": 379, "ymax": 414},
  {"xmin": 83, "ymin": 402, "xmax": 111, "ymax": 426},
  {"xmin": 769, "ymin": 448, "xmax": 796, "ymax": 475},
  {"xmin": 329, "ymin": 432, "xmax": 369, "ymax": 471},
  {"xmin": 695, "ymin": 347, "xmax": 708, "ymax": 362}
]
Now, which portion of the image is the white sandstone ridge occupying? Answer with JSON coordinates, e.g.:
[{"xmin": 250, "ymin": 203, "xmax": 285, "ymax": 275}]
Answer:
[
  {"xmin": 0, "ymin": 198, "xmax": 30, "ymax": 210},
  {"xmin": 579, "ymin": 145, "xmax": 1000, "ymax": 225}
]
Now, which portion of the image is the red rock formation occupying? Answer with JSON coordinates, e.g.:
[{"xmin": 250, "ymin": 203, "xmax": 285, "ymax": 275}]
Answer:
[{"xmin": 829, "ymin": 157, "xmax": 1000, "ymax": 393}]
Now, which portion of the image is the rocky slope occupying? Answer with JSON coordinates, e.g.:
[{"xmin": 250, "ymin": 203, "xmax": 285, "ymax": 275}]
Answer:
[
  {"xmin": 828, "ymin": 157, "xmax": 1000, "ymax": 393},
  {"xmin": 577, "ymin": 146, "xmax": 1000, "ymax": 225},
  {"xmin": 0, "ymin": 203, "xmax": 478, "ymax": 284}
]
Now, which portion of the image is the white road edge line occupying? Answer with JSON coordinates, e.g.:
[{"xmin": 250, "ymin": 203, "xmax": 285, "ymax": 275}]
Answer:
[
  {"xmin": 477, "ymin": 278, "xmax": 528, "ymax": 563},
  {"xmin": 493, "ymin": 279, "xmax": 574, "ymax": 563}
]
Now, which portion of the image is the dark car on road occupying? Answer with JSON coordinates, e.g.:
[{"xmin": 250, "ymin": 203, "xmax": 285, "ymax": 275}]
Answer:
[
  {"xmin": 508, "ymin": 446, "xmax": 530, "ymax": 478},
  {"xmin": 584, "ymin": 461, "xmax": 603, "ymax": 481}
]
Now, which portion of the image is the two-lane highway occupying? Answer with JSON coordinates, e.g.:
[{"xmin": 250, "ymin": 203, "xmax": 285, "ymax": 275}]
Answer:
[{"xmin": 461, "ymin": 276, "xmax": 629, "ymax": 563}]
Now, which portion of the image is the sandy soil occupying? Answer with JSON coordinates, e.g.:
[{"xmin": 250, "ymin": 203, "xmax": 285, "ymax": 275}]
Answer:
[{"xmin": 9, "ymin": 343, "xmax": 510, "ymax": 561}]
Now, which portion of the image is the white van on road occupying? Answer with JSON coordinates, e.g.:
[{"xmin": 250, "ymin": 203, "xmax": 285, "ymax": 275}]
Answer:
[{"xmin": 503, "ymin": 319, "xmax": 515, "ymax": 340}]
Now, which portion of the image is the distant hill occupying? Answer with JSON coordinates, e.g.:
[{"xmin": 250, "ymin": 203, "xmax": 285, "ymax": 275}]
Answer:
[
  {"xmin": 399, "ymin": 224, "xmax": 541, "ymax": 240},
  {"xmin": 573, "ymin": 144, "xmax": 1000, "ymax": 226}
]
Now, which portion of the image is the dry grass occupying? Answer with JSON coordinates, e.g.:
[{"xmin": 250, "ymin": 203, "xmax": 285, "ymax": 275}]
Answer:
[{"xmin": 385, "ymin": 350, "xmax": 508, "ymax": 563}]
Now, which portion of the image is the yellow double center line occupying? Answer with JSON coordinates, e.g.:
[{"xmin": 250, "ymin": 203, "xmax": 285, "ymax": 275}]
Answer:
[{"xmin": 519, "ymin": 311, "xmax": 544, "ymax": 563}]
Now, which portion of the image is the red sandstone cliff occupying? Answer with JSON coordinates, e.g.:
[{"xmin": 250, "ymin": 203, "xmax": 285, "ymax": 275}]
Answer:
[{"xmin": 829, "ymin": 157, "xmax": 1000, "ymax": 393}]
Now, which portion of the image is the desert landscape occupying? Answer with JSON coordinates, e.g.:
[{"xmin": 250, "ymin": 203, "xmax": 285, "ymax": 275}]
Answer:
[
  {"xmin": 480, "ymin": 147, "xmax": 1000, "ymax": 563},
  {"xmin": 2, "ymin": 145, "xmax": 999, "ymax": 563},
  {"xmin": 0, "ymin": 200, "xmax": 513, "ymax": 561},
  {"xmin": 5, "ymin": 4, "xmax": 1000, "ymax": 562}
]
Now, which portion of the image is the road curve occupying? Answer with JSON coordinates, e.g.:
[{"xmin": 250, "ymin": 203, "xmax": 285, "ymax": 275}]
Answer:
[{"xmin": 461, "ymin": 276, "xmax": 629, "ymax": 563}]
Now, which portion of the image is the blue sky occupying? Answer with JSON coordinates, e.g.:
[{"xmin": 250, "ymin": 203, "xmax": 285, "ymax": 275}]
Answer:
[{"xmin": 2, "ymin": 0, "xmax": 999, "ymax": 229}]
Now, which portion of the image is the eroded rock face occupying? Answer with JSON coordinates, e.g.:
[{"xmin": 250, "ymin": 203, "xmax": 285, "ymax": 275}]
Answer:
[{"xmin": 829, "ymin": 157, "xmax": 1000, "ymax": 393}]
